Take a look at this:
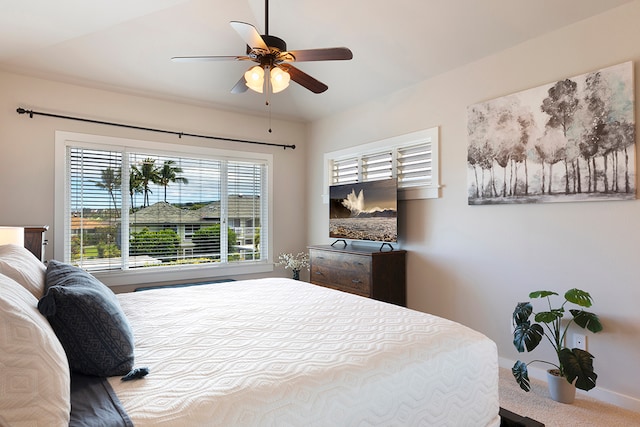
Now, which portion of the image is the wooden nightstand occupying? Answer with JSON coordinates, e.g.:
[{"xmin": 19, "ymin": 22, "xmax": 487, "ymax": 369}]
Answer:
[{"xmin": 308, "ymin": 244, "xmax": 406, "ymax": 306}]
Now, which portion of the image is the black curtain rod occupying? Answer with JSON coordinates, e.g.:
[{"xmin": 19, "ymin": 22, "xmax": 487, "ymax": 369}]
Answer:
[{"xmin": 16, "ymin": 107, "xmax": 295, "ymax": 150}]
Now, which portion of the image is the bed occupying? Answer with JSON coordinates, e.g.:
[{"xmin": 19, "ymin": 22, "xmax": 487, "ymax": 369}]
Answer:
[{"xmin": 0, "ymin": 244, "xmax": 500, "ymax": 427}]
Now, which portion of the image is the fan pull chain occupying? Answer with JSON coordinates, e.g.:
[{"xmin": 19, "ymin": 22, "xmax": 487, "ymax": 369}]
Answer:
[
  {"xmin": 265, "ymin": 66, "xmax": 273, "ymax": 133},
  {"xmin": 266, "ymin": 94, "xmax": 272, "ymax": 133}
]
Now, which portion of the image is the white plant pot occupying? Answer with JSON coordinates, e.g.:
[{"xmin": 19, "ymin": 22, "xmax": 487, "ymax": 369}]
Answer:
[{"xmin": 547, "ymin": 369, "xmax": 576, "ymax": 404}]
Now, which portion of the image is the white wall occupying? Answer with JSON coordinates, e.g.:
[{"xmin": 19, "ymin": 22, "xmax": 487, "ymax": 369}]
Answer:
[
  {"xmin": 306, "ymin": 2, "xmax": 640, "ymax": 410},
  {"xmin": 0, "ymin": 70, "xmax": 309, "ymax": 286}
]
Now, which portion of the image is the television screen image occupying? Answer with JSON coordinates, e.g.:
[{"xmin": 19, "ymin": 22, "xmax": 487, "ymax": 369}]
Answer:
[{"xmin": 329, "ymin": 178, "xmax": 398, "ymax": 242}]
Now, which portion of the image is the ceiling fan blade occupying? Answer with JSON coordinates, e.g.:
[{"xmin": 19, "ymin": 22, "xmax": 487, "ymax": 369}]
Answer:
[
  {"xmin": 279, "ymin": 64, "xmax": 328, "ymax": 94},
  {"xmin": 230, "ymin": 21, "xmax": 268, "ymax": 50},
  {"xmin": 231, "ymin": 75, "xmax": 249, "ymax": 94},
  {"xmin": 285, "ymin": 47, "xmax": 353, "ymax": 62},
  {"xmin": 171, "ymin": 55, "xmax": 251, "ymax": 62}
]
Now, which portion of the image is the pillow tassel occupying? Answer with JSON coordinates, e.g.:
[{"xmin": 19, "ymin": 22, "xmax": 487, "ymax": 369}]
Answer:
[{"xmin": 121, "ymin": 367, "xmax": 149, "ymax": 382}]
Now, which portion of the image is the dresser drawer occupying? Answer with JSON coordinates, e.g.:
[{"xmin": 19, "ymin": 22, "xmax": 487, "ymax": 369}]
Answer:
[
  {"xmin": 310, "ymin": 250, "xmax": 371, "ymax": 296},
  {"xmin": 336, "ymin": 254, "xmax": 370, "ymax": 273},
  {"xmin": 308, "ymin": 249, "xmax": 346, "ymax": 267},
  {"xmin": 309, "ymin": 249, "xmax": 371, "ymax": 271},
  {"xmin": 310, "ymin": 263, "xmax": 333, "ymax": 284},
  {"xmin": 333, "ymin": 270, "xmax": 371, "ymax": 294}
]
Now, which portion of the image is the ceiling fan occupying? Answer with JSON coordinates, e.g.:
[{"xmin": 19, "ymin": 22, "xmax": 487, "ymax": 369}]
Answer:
[{"xmin": 171, "ymin": 0, "xmax": 353, "ymax": 95}]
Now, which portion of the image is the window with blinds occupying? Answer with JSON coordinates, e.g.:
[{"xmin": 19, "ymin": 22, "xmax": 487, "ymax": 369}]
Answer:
[
  {"xmin": 326, "ymin": 127, "xmax": 439, "ymax": 199},
  {"xmin": 65, "ymin": 144, "xmax": 268, "ymax": 273}
]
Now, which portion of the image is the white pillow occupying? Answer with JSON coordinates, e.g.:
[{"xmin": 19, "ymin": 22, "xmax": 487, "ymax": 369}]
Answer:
[
  {"xmin": 0, "ymin": 244, "xmax": 46, "ymax": 299},
  {"xmin": 0, "ymin": 273, "xmax": 70, "ymax": 427}
]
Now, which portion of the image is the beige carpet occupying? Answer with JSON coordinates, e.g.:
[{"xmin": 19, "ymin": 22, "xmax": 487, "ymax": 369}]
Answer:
[{"xmin": 499, "ymin": 368, "xmax": 640, "ymax": 426}]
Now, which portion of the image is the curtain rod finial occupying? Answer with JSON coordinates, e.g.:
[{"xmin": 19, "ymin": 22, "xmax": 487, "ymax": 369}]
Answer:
[{"xmin": 16, "ymin": 108, "xmax": 33, "ymax": 118}]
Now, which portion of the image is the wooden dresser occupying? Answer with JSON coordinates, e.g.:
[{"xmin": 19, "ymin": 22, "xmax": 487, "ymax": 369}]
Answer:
[{"xmin": 308, "ymin": 244, "xmax": 406, "ymax": 306}]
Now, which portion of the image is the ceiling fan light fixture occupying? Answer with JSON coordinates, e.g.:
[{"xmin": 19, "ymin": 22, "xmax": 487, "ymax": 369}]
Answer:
[
  {"xmin": 245, "ymin": 65, "xmax": 264, "ymax": 93},
  {"xmin": 173, "ymin": 0, "xmax": 353, "ymax": 97},
  {"xmin": 245, "ymin": 65, "xmax": 290, "ymax": 94},
  {"xmin": 270, "ymin": 67, "xmax": 290, "ymax": 93}
]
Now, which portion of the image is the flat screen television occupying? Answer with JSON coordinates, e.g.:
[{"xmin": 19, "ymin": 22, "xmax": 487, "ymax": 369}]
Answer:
[{"xmin": 329, "ymin": 178, "xmax": 398, "ymax": 245}]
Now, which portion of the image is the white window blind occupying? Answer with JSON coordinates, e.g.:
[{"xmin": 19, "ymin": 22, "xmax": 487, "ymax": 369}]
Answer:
[
  {"xmin": 65, "ymin": 144, "xmax": 268, "ymax": 273},
  {"xmin": 68, "ymin": 147, "xmax": 122, "ymax": 269}
]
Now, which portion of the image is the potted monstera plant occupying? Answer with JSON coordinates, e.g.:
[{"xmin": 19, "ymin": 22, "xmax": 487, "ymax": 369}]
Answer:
[{"xmin": 512, "ymin": 288, "xmax": 603, "ymax": 403}]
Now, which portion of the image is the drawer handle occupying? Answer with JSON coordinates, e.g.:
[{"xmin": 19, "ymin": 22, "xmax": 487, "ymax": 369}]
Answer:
[
  {"xmin": 314, "ymin": 271, "xmax": 324, "ymax": 275},
  {"xmin": 351, "ymin": 279, "xmax": 362, "ymax": 284}
]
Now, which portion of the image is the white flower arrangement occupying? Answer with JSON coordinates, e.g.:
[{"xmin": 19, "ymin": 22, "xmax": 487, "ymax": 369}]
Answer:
[{"xmin": 276, "ymin": 252, "xmax": 310, "ymax": 271}]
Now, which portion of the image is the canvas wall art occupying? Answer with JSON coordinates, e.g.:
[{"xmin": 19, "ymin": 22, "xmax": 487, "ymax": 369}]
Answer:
[{"xmin": 467, "ymin": 61, "xmax": 635, "ymax": 205}]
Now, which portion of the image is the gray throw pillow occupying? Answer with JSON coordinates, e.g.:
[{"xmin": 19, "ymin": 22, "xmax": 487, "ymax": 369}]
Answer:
[{"xmin": 38, "ymin": 260, "xmax": 135, "ymax": 377}]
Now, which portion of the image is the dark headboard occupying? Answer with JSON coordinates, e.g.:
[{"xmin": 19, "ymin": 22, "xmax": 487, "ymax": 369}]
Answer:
[{"xmin": 24, "ymin": 226, "xmax": 49, "ymax": 262}]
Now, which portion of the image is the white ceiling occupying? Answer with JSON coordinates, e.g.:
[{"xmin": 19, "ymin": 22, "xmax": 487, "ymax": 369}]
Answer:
[{"xmin": 0, "ymin": 0, "xmax": 633, "ymax": 122}]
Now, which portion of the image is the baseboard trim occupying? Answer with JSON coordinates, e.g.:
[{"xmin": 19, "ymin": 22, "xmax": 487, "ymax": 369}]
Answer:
[{"xmin": 499, "ymin": 357, "xmax": 640, "ymax": 413}]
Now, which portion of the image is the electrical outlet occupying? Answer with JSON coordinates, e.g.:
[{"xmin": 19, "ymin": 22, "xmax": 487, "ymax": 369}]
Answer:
[{"xmin": 573, "ymin": 334, "xmax": 587, "ymax": 351}]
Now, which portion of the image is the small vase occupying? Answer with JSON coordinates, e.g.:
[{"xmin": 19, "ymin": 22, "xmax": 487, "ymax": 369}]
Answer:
[
  {"xmin": 292, "ymin": 269, "xmax": 300, "ymax": 280},
  {"xmin": 547, "ymin": 369, "xmax": 576, "ymax": 404}
]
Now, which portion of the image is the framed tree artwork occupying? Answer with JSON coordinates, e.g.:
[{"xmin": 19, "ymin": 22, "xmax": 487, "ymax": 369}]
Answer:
[{"xmin": 467, "ymin": 61, "xmax": 635, "ymax": 205}]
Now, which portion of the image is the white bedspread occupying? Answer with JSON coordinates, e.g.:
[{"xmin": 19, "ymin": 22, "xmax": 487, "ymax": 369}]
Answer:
[{"xmin": 109, "ymin": 278, "xmax": 499, "ymax": 426}]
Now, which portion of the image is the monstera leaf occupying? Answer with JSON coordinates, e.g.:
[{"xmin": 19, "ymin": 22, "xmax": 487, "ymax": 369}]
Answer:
[
  {"xmin": 513, "ymin": 321, "xmax": 544, "ymax": 353},
  {"xmin": 529, "ymin": 290, "xmax": 558, "ymax": 299},
  {"xmin": 570, "ymin": 309, "xmax": 603, "ymax": 333},
  {"xmin": 534, "ymin": 308, "xmax": 564, "ymax": 324},
  {"xmin": 559, "ymin": 348, "xmax": 597, "ymax": 391},
  {"xmin": 564, "ymin": 288, "xmax": 593, "ymax": 308},
  {"xmin": 512, "ymin": 360, "xmax": 531, "ymax": 392},
  {"xmin": 512, "ymin": 302, "xmax": 533, "ymax": 324}
]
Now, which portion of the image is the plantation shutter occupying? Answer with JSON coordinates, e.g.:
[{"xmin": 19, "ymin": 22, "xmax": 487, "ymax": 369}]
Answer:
[
  {"xmin": 330, "ymin": 143, "xmax": 432, "ymax": 187},
  {"xmin": 362, "ymin": 151, "xmax": 393, "ymax": 181},
  {"xmin": 332, "ymin": 157, "xmax": 359, "ymax": 184},
  {"xmin": 325, "ymin": 127, "xmax": 439, "ymax": 199},
  {"xmin": 397, "ymin": 143, "xmax": 432, "ymax": 188}
]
